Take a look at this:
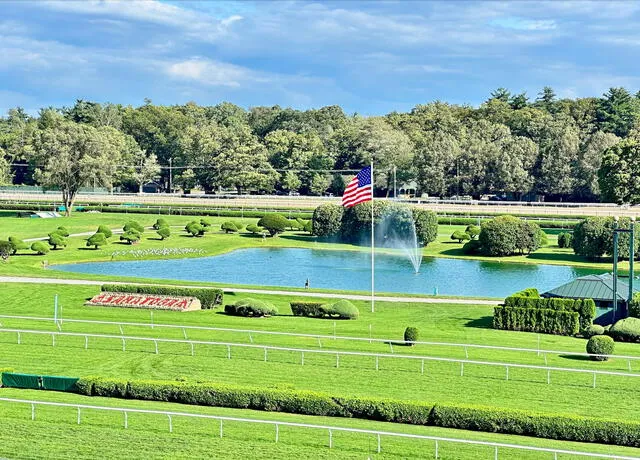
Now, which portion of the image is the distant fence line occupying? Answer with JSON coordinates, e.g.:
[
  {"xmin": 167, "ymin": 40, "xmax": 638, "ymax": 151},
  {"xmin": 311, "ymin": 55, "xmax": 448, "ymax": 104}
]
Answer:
[
  {"xmin": 2, "ymin": 327, "xmax": 639, "ymax": 388},
  {"xmin": 1, "ymin": 397, "xmax": 637, "ymax": 459},
  {"xmin": 0, "ymin": 314, "xmax": 637, "ymax": 367}
]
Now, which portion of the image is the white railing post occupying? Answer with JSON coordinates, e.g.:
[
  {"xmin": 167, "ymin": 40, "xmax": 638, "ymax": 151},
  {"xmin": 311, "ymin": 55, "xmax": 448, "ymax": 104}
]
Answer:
[
  {"xmin": 124, "ymin": 411, "xmax": 128, "ymax": 429},
  {"xmin": 336, "ymin": 353, "xmax": 340, "ymax": 368},
  {"xmin": 31, "ymin": 403, "xmax": 34, "ymax": 420},
  {"xmin": 301, "ymin": 351, "xmax": 304, "ymax": 366},
  {"xmin": 122, "ymin": 338, "xmax": 126, "ymax": 352},
  {"xmin": 77, "ymin": 407, "xmax": 81, "ymax": 425},
  {"xmin": 227, "ymin": 345, "xmax": 231, "ymax": 359},
  {"xmin": 85, "ymin": 336, "xmax": 88, "ymax": 350},
  {"xmin": 377, "ymin": 434, "xmax": 381, "ymax": 453},
  {"xmin": 168, "ymin": 415, "xmax": 172, "ymax": 433},
  {"xmin": 220, "ymin": 420, "xmax": 223, "ymax": 438},
  {"xmin": 375, "ymin": 356, "xmax": 379, "ymax": 371},
  {"xmin": 275, "ymin": 424, "xmax": 279, "ymax": 443},
  {"xmin": 329, "ymin": 429, "xmax": 332, "ymax": 448}
]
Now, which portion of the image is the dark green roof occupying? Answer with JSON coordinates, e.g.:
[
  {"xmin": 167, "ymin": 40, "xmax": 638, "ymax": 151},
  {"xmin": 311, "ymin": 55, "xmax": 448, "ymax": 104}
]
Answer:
[{"xmin": 544, "ymin": 273, "xmax": 640, "ymax": 301}]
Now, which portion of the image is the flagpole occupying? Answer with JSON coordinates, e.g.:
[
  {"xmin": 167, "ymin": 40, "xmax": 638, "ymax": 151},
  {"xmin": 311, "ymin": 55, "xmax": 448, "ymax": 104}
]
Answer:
[{"xmin": 371, "ymin": 160, "xmax": 375, "ymax": 313}]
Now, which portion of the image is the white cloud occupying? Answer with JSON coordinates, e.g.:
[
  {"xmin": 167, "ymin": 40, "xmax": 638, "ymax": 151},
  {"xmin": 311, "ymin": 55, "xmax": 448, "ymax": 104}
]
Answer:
[{"xmin": 164, "ymin": 59, "xmax": 253, "ymax": 87}]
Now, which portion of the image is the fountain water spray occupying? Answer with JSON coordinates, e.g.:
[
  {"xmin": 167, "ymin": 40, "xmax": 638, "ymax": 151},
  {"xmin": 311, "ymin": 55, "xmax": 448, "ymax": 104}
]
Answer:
[{"xmin": 378, "ymin": 211, "xmax": 423, "ymax": 273}]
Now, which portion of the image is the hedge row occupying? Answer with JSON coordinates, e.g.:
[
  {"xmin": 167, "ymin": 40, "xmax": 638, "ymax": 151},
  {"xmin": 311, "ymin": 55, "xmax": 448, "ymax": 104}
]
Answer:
[
  {"xmin": 290, "ymin": 300, "xmax": 359, "ymax": 319},
  {"xmin": 224, "ymin": 298, "xmax": 278, "ymax": 317},
  {"xmin": 504, "ymin": 295, "xmax": 595, "ymax": 331},
  {"xmin": 101, "ymin": 284, "xmax": 223, "ymax": 309},
  {"xmin": 75, "ymin": 376, "xmax": 640, "ymax": 447},
  {"xmin": 493, "ymin": 307, "xmax": 580, "ymax": 335}
]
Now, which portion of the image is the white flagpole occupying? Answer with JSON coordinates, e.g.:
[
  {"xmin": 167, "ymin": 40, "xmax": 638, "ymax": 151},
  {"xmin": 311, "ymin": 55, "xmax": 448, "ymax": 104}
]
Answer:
[{"xmin": 371, "ymin": 160, "xmax": 375, "ymax": 313}]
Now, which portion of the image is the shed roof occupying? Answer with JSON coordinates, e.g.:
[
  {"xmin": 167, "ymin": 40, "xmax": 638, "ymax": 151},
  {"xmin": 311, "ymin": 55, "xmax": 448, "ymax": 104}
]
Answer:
[{"xmin": 544, "ymin": 273, "xmax": 640, "ymax": 301}]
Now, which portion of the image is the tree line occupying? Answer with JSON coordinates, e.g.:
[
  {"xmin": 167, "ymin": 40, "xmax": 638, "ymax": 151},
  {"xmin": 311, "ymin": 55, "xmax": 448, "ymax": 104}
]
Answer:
[{"xmin": 2, "ymin": 86, "xmax": 640, "ymax": 212}]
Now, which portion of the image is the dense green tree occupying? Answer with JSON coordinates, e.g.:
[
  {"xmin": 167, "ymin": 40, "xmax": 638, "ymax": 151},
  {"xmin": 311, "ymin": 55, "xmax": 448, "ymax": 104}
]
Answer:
[
  {"xmin": 257, "ymin": 213, "xmax": 289, "ymax": 236},
  {"xmin": 597, "ymin": 87, "xmax": 640, "ymax": 137},
  {"xmin": 598, "ymin": 139, "xmax": 640, "ymax": 204}
]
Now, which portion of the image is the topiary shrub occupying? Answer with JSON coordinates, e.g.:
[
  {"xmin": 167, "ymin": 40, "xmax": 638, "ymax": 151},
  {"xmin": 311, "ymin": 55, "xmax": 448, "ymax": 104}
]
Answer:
[
  {"xmin": 404, "ymin": 327, "xmax": 419, "ymax": 345},
  {"xmin": 120, "ymin": 230, "xmax": 141, "ymax": 244},
  {"xmin": 465, "ymin": 225, "xmax": 480, "ymax": 240},
  {"xmin": 123, "ymin": 221, "xmax": 144, "ymax": 234},
  {"xmin": 232, "ymin": 221, "xmax": 244, "ymax": 231},
  {"xmin": 584, "ymin": 324, "xmax": 605, "ymax": 338},
  {"xmin": 413, "ymin": 209, "xmax": 438, "ymax": 246},
  {"xmin": 55, "ymin": 226, "xmax": 70, "ymax": 237},
  {"xmin": 8, "ymin": 236, "xmax": 28, "ymax": 254},
  {"xmin": 221, "ymin": 221, "xmax": 239, "ymax": 233},
  {"xmin": 451, "ymin": 231, "xmax": 470, "ymax": 243},
  {"xmin": 290, "ymin": 301, "xmax": 326, "ymax": 317},
  {"xmin": 47, "ymin": 231, "xmax": 68, "ymax": 249},
  {"xmin": 86, "ymin": 232, "xmax": 108, "ymax": 249},
  {"xmin": 224, "ymin": 298, "xmax": 278, "ymax": 317},
  {"xmin": 0, "ymin": 240, "xmax": 12, "ymax": 259},
  {"xmin": 185, "ymin": 221, "xmax": 205, "ymax": 237},
  {"xmin": 557, "ymin": 232, "xmax": 573, "ymax": 248},
  {"xmin": 586, "ymin": 335, "xmax": 615, "ymax": 361},
  {"xmin": 312, "ymin": 203, "xmax": 344, "ymax": 238},
  {"xmin": 629, "ymin": 292, "xmax": 640, "ymax": 318},
  {"xmin": 257, "ymin": 214, "xmax": 289, "ymax": 237},
  {"xmin": 246, "ymin": 224, "xmax": 264, "ymax": 235},
  {"xmin": 31, "ymin": 241, "xmax": 50, "ymax": 255},
  {"xmin": 608, "ymin": 317, "xmax": 640, "ymax": 342},
  {"xmin": 200, "ymin": 218, "xmax": 212, "ymax": 228},
  {"xmin": 156, "ymin": 226, "xmax": 171, "ymax": 240},
  {"xmin": 96, "ymin": 225, "xmax": 113, "ymax": 238},
  {"xmin": 153, "ymin": 218, "xmax": 168, "ymax": 230},
  {"xmin": 327, "ymin": 299, "xmax": 359, "ymax": 319},
  {"xmin": 462, "ymin": 239, "xmax": 481, "ymax": 255}
]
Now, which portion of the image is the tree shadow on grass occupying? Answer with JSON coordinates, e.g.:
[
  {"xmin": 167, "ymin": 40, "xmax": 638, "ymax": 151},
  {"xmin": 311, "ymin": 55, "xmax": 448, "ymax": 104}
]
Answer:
[
  {"xmin": 559, "ymin": 354, "xmax": 592, "ymax": 362},
  {"xmin": 439, "ymin": 247, "xmax": 467, "ymax": 257},
  {"xmin": 77, "ymin": 247, "xmax": 101, "ymax": 251},
  {"xmin": 280, "ymin": 234, "xmax": 316, "ymax": 242},
  {"xmin": 464, "ymin": 316, "xmax": 493, "ymax": 329}
]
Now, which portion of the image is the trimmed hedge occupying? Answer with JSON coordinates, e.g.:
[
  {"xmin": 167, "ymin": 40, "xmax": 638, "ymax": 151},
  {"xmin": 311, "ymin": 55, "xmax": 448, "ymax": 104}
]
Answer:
[
  {"xmin": 225, "ymin": 298, "xmax": 278, "ymax": 317},
  {"xmin": 584, "ymin": 324, "xmax": 605, "ymax": 338},
  {"xmin": 493, "ymin": 307, "xmax": 579, "ymax": 335},
  {"xmin": 586, "ymin": 335, "xmax": 615, "ymax": 361},
  {"xmin": 504, "ymin": 294, "xmax": 595, "ymax": 331},
  {"xmin": 75, "ymin": 376, "xmax": 640, "ymax": 447},
  {"xmin": 404, "ymin": 327, "xmax": 419, "ymax": 345},
  {"xmin": 608, "ymin": 317, "xmax": 640, "ymax": 343},
  {"xmin": 290, "ymin": 300, "xmax": 359, "ymax": 319},
  {"xmin": 101, "ymin": 284, "xmax": 223, "ymax": 309}
]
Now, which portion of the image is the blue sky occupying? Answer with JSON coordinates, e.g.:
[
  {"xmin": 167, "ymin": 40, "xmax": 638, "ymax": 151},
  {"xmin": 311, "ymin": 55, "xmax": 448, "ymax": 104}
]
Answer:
[{"xmin": 1, "ymin": 0, "xmax": 640, "ymax": 115}]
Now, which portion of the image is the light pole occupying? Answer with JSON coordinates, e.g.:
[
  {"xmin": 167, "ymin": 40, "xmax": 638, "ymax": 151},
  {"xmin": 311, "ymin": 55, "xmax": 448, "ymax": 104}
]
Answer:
[
  {"xmin": 629, "ymin": 216, "xmax": 636, "ymax": 310},
  {"xmin": 168, "ymin": 158, "xmax": 173, "ymax": 194},
  {"xmin": 612, "ymin": 216, "xmax": 637, "ymax": 320},
  {"xmin": 613, "ymin": 217, "xmax": 619, "ymax": 322},
  {"xmin": 393, "ymin": 165, "xmax": 397, "ymax": 199}
]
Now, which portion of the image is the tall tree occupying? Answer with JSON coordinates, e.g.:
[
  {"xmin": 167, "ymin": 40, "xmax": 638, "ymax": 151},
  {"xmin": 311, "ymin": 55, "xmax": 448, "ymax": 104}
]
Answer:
[
  {"xmin": 598, "ymin": 139, "xmax": 640, "ymax": 204},
  {"xmin": 597, "ymin": 87, "xmax": 640, "ymax": 137}
]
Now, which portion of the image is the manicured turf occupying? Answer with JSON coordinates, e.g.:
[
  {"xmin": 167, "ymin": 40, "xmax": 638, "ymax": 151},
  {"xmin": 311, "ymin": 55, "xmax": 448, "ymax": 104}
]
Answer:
[{"xmin": 0, "ymin": 389, "xmax": 638, "ymax": 459}]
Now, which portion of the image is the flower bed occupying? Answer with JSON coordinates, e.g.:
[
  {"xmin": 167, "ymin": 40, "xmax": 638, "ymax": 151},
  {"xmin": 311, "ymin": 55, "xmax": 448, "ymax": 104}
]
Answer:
[{"xmin": 86, "ymin": 292, "xmax": 201, "ymax": 311}]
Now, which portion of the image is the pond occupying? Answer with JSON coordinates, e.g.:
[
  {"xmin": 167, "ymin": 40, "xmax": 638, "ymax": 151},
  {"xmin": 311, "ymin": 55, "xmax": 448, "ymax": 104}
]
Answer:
[{"xmin": 51, "ymin": 248, "xmax": 603, "ymax": 298}]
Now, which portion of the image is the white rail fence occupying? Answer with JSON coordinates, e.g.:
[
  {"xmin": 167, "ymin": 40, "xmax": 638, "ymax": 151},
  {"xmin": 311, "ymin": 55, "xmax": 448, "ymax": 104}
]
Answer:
[
  {"xmin": 1, "ymin": 314, "xmax": 638, "ymax": 367},
  {"xmin": 2, "ymin": 327, "xmax": 640, "ymax": 388},
  {"xmin": 0, "ymin": 397, "xmax": 637, "ymax": 459}
]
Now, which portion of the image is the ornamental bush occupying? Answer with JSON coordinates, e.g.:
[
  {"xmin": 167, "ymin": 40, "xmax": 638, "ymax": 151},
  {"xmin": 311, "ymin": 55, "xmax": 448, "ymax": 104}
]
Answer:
[
  {"xmin": 608, "ymin": 317, "xmax": 640, "ymax": 342},
  {"xmin": 257, "ymin": 214, "xmax": 289, "ymax": 237},
  {"xmin": 312, "ymin": 203, "xmax": 344, "ymax": 238},
  {"xmin": 557, "ymin": 232, "xmax": 573, "ymax": 248},
  {"xmin": 327, "ymin": 299, "xmax": 359, "ymax": 319},
  {"xmin": 224, "ymin": 298, "xmax": 278, "ymax": 317},
  {"xmin": 451, "ymin": 231, "xmax": 470, "ymax": 243},
  {"xmin": 0, "ymin": 240, "xmax": 12, "ymax": 259},
  {"xmin": 123, "ymin": 221, "xmax": 144, "ymax": 233},
  {"xmin": 413, "ymin": 209, "xmax": 438, "ymax": 246},
  {"xmin": 96, "ymin": 225, "xmax": 113, "ymax": 238},
  {"xmin": 478, "ymin": 215, "xmax": 544, "ymax": 256},
  {"xmin": 200, "ymin": 218, "xmax": 212, "ymax": 228},
  {"xmin": 246, "ymin": 224, "xmax": 264, "ymax": 235},
  {"xmin": 119, "ymin": 230, "xmax": 141, "ymax": 244},
  {"xmin": 586, "ymin": 335, "xmax": 615, "ymax": 361},
  {"xmin": 503, "ymin": 294, "xmax": 595, "ymax": 331},
  {"xmin": 232, "ymin": 221, "xmax": 244, "ymax": 231},
  {"xmin": 290, "ymin": 301, "xmax": 325, "ymax": 317},
  {"xmin": 8, "ymin": 236, "xmax": 28, "ymax": 254},
  {"xmin": 465, "ymin": 225, "xmax": 480, "ymax": 240},
  {"xmin": 102, "ymin": 284, "xmax": 223, "ymax": 308},
  {"xmin": 629, "ymin": 292, "xmax": 640, "ymax": 318},
  {"xmin": 493, "ymin": 306, "xmax": 579, "ymax": 335},
  {"xmin": 289, "ymin": 300, "xmax": 359, "ymax": 319},
  {"xmin": 462, "ymin": 239, "xmax": 481, "ymax": 254},
  {"xmin": 584, "ymin": 324, "xmax": 605, "ymax": 338},
  {"xmin": 221, "ymin": 221, "xmax": 239, "ymax": 233},
  {"xmin": 47, "ymin": 231, "xmax": 68, "ymax": 250},
  {"xmin": 152, "ymin": 218, "xmax": 168, "ymax": 230},
  {"xmin": 31, "ymin": 241, "xmax": 50, "ymax": 255},
  {"xmin": 156, "ymin": 226, "xmax": 171, "ymax": 240},
  {"xmin": 404, "ymin": 327, "xmax": 419, "ymax": 345},
  {"xmin": 86, "ymin": 232, "xmax": 107, "ymax": 249},
  {"xmin": 185, "ymin": 221, "xmax": 205, "ymax": 237},
  {"xmin": 55, "ymin": 226, "xmax": 70, "ymax": 237}
]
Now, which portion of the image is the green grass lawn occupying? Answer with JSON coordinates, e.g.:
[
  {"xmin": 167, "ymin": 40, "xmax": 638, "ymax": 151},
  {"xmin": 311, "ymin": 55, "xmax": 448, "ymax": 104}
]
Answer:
[
  {"xmin": 1, "ymin": 283, "xmax": 640, "ymax": 423},
  {"xmin": 0, "ymin": 388, "xmax": 638, "ymax": 460}
]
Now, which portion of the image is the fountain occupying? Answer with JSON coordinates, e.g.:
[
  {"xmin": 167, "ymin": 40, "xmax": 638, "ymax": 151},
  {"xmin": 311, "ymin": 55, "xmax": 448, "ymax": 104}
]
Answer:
[{"xmin": 378, "ymin": 210, "xmax": 423, "ymax": 273}]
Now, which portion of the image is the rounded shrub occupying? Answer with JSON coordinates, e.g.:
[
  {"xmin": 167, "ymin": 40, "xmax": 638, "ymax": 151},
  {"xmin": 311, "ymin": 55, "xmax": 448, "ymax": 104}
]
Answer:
[
  {"xmin": 153, "ymin": 218, "xmax": 168, "ymax": 230},
  {"xmin": 451, "ymin": 231, "xmax": 470, "ymax": 243},
  {"xmin": 584, "ymin": 324, "xmax": 605, "ymax": 338},
  {"xmin": 462, "ymin": 239, "xmax": 481, "ymax": 255},
  {"xmin": 413, "ymin": 209, "xmax": 438, "ymax": 246},
  {"xmin": 31, "ymin": 241, "xmax": 50, "ymax": 255},
  {"xmin": 86, "ymin": 232, "xmax": 107, "ymax": 249},
  {"xmin": 55, "ymin": 226, "xmax": 70, "ymax": 237},
  {"xmin": 96, "ymin": 225, "xmax": 113, "ymax": 238},
  {"xmin": 586, "ymin": 335, "xmax": 615, "ymax": 361},
  {"xmin": 156, "ymin": 226, "xmax": 171, "ymax": 240},
  {"xmin": 404, "ymin": 327, "xmax": 419, "ymax": 345},
  {"xmin": 478, "ymin": 215, "xmax": 543, "ymax": 256},
  {"xmin": 465, "ymin": 224, "xmax": 480, "ymax": 240},
  {"xmin": 123, "ymin": 221, "xmax": 144, "ymax": 233},
  {"xmin": 312, "ymin": 203, "xmax": 344, "ymax": 238},
  {"xmin": 185, "ymin": 221, "xmax": 205, "ymax": 237},
  {"xmin": 557, "ymin": 232, "xmax": 573, "ymax": 248},
  {"xmin": 224, "ymin": 298, "xmax": 278, "ymax": 317},
  {"xmin": 246, "ymin": 224, "xmax": 264, "ymax": 235},
  {"xmin": 328, "ymin": 299, "xmax": 359, "ymax": 319},
  {"xmin": 8, "ymin": 236, "xmax": 28, "ymax": 254},
  {"xmin": 120, "ymin": 230, "xmax": 141, "ymax": 244},
  {"xmin": 47, "ymin": 231, "xmax": 68, "ymax": 250},
  {"xmin": 232, "ymin": 221, "xmax": 244, "ymax": 231},
  {"xmin": 629, "ymin": 293, "xmax": 640, "ymax": 318},
  {"xmin": 257, "ymin": 213, "xmax": 289, "ymax": 237},
  {"xmin": 608, "ymin": 317, "xmax": 640, "ymax": 342},
  {"xmin": 200, "ymin": 218, "xmax": 212, "ymax": 228},
  {"xmin": 221, "ymin": 221, "xmax": 239, "ymax": 233}
]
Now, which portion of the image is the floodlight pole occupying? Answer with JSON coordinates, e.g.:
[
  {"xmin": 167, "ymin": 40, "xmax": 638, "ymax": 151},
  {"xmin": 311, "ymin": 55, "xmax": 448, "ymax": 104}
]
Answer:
[
  {"xmin": 613, "ymin": 217, "xmax": 619, "ymax": 322},
  {"xmin": 371, "ymin": 160, "xmax": 375, "ymax": 314},
  {"xmin": 629, "ymin": 217, "xmax": 636, "ymax": 307}
]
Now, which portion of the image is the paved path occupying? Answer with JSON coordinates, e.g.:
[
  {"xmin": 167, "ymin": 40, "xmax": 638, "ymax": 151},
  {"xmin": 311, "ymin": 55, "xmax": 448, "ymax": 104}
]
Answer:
[{"xmin": 0, "ymin": 276, "xmax": 500, "ymax": 305}]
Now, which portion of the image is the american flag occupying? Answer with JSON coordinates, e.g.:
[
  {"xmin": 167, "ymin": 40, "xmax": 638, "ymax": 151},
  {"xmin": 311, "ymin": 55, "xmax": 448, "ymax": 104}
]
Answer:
[{"xmin": 342, "ymin": 166, "xmax": 372, "ymax": 207}]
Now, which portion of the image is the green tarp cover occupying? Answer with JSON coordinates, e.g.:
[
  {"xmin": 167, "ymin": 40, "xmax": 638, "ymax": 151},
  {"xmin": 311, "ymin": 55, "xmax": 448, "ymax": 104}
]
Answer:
[{"xmin": 2, "ymin": 372, "xmax": 78, "ymax": 391}]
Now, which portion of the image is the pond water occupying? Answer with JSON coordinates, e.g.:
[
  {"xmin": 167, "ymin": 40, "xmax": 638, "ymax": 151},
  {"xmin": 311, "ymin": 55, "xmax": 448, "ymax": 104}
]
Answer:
[{"xmin": 51, "ymin": 248, "xmax": 603, "ymax": 298}]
